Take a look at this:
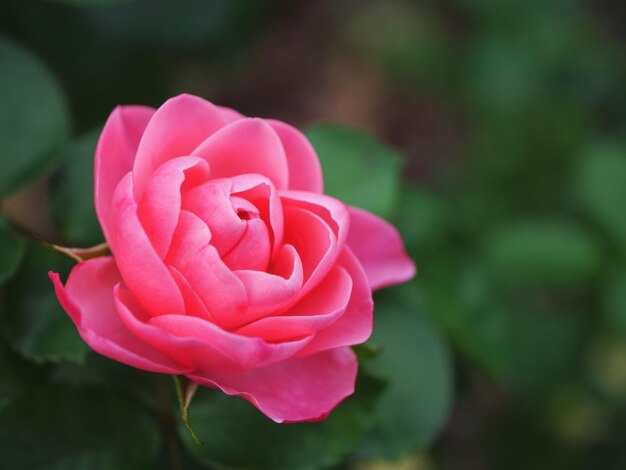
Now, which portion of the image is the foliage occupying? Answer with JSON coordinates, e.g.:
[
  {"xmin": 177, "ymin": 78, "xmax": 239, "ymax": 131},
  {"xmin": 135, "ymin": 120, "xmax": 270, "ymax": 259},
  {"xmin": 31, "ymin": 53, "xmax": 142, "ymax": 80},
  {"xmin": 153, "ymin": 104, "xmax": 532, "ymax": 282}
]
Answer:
[{"xmin": 0, "ymin": 0, "xmax": 625, "ymax": 468}]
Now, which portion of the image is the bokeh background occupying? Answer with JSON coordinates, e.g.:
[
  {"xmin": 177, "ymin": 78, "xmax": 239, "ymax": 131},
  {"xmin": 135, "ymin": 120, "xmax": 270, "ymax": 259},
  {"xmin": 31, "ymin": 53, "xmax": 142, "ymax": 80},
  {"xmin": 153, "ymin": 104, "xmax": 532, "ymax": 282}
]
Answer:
[{"xmin": 1, "ymin": 0, "xmax": 625, "ymax": 469}]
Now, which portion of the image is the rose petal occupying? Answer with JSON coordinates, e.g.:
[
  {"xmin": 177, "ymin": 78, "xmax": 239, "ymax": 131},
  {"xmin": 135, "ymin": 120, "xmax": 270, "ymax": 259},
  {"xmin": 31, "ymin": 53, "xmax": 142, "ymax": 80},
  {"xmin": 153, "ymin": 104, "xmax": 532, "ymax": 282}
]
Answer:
[
  {"xmin": 280, "ymin": 191, "xmax": 349, "ymax": 296},
  {"xmin": 295, "ymin": 247, "xmax": 373, "ymax": 358},
  {"xmin": 137, "ymin": 156, "xmax": 210, "ymax": 257},
  {"xmin": 222, "ymin": 218, "xmax": 271, "ymax": 272},
  {"xmin": 232, "ymin": 244, "xmax": 304, "ymax": 329},
  {"xmin": 183, "ymin": 179, "xmax": 246, "ymax": 256},
  {"xmin": 177, "ymin": 243, "xmax": 248, "ymax": 325},
  {"xmin": 280, "ymin": 190, "xmax": 349, "ymax": 247},
  {"xmin": 168, "ymin": 266, "xmax": 214, "ymax": 322},
  {"xmin": 281, "ymin": 206, "xmax": 336, "ymax": 296},
  {"xmin": 132, "ymin": 94, "xmax": 236, "ymax": 199},
  {"xmin": 110, "ymin": 174, "xmax": 185, "ymax": 316},
  {"xmin": 187, "ymin": 347, "xmax": 358, "ymax": 423},
  {"xmin": 267, "ymin": 119, "xmax": 323, "ymax": 193},
  {"xmin": 236, "ymin": 266, "xmax": 352, "ymax": 341},
  {"xmin": 164, "ymin": 210, "xmax": 212, "ymax": 268},
  {"xmin": 217, "ymin": 105, "xmax": 244, "ymax": 122},
  {"xmin": 49, "ymin": 257, "xmax": 187, "ymax": 374},
  {"xmin": 114, "ymin": 285, "xmax": 310, "ymax": 373},
  {"xmin": 347, "ymin": 206, "xmax": 416, "ymax": 290},
  {"xmin": 192, "ymin": 118, "xmax": 289, "ymax": 190},
  {"xmin": 95, "ymin": 105, "xmax": 155, "ymax": 243},
  {"xmin": 230, "ymin": 174, "xmax": 283, "ymax": 256}
]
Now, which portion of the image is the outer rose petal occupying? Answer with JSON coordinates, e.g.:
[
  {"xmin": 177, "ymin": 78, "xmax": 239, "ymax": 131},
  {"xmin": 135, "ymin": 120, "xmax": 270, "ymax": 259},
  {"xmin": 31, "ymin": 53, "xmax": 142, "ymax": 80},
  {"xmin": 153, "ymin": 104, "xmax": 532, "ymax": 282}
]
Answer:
[
  {"xmin": 187, "ymin": 347, "xmax": 357, "ymax": 423},
  {"xmin": 49, "ymin": 257, "xmax": 188, "ymax": 374},
  {"xmin": 267, "ymin": 119, "xmax": 323, "ymax": 193},
  {"xmin": 280, "ymin": 191, "xmax": 350, "ymax": 296},
  {"xmin": 233, "ymin": 245, "xmax": 304, "ymax": 329},
  {"xmin": 192, "ymin": 118, "xmax": 289, "ymax": 190},
  {"xmin": 236, "ymin": 266, "xmax": 352, "ymax": 341},
  {"xmin": 110, "ymin": 174, "xmax": 185, "ymax": 316},
  {"xmin": 132, "ymin": 94, "xmax": 237, "ymax": 199},
  {"xmin": 137, "ymin": 156, "xmax": 210, "ymax": 257},
  {"xmin": 216, "ymin": 105, "xmax": 244, "ymax": 122},
  {"xmin": 295, "ymin": 247, "xmax": 373, "ymax": 358},
  {"xmin": 347, "ymin": 206, "xmax": 416, "ymax": 290},
  {"xmin": 114, "ymin": 285, "xmax": 311, "ymax": 373},
  {"xmin": 95, "ymin": 105, "xmax": 155, "ymax": 243}
]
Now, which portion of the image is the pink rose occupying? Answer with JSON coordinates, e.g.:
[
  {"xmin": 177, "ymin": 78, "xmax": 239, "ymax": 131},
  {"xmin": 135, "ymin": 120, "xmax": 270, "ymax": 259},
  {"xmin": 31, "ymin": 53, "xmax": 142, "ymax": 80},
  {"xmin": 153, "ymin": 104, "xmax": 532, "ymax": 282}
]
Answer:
[{"xmin": 50, "ymin": 94, "xmax": 415, "ymax": 423}]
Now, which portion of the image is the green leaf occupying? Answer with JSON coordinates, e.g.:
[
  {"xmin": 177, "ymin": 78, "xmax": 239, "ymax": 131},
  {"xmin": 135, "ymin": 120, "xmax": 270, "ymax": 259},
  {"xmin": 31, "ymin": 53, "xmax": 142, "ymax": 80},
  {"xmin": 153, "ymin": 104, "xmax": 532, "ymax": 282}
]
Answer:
[
  {"xmin": 0, "ymin": 385, "xmax": 159, "ymax": 469},
  {"xmin": 416, "ymin": 256, "xmax": 512, "ymax": 375},
  {"xmin": 50, "ymin": 129, "xmax": 103, "ymax": 246},
  {"xmin": 602, "ymin": 270, "xmax": 626, "ymax": 335},
  {"xmin": 504, "ymin": 307, "xmax": 585, "ymax": 397},
  {"xmin": 483, "ymin": 218, "xmax": 604, "ymax": 284},
  {"xmin": 2, "ymin": 243, "xmax": 88, "ymax": 363},
  {"xmin": 0, "ymin": 338, "xmax": 45, "ymax": 411},
  {"xmin": 353, "ymin": 342, "xmax": 383, "ymax": 362},
  {"xmin": 180, "ymin": 374, "xmax": 385, "ymax": 469},
  {"xmin": 0, "ymin": 38, "xmax": 71, "ymax": 197},
  {"xmin": 393, "ymin": 185, "xmax": 451, "ymax": 252},
  {"xmin": 0, "ymin": 214, "xmax": 25, "ymax": 284},
  {"xmin": 304, "ymin": 124, "xmax": 403, "ymax": 218},
  {"xmin": 574, "ymin": 140, "xmax": 626, "ymax": 252},
  {"xmin": 358, "ymin": 296, "xmax": 454, "ymax": 459}
]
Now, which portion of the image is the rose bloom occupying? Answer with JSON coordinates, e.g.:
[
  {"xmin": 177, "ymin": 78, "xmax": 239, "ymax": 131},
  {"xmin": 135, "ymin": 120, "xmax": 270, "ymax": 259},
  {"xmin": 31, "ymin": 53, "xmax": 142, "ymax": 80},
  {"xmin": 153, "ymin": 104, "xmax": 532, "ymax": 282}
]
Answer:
[{"xmin": 50, "ymin": 94, "xmax": 415, "ymax": 423}]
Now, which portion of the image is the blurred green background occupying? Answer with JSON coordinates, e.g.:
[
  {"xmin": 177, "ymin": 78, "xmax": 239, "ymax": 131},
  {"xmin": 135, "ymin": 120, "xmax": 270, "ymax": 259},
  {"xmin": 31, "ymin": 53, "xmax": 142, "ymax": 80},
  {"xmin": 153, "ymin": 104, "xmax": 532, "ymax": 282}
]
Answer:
[{"xmin": 0, "ymin": 0, "xmax": 625, "ymax": 469}]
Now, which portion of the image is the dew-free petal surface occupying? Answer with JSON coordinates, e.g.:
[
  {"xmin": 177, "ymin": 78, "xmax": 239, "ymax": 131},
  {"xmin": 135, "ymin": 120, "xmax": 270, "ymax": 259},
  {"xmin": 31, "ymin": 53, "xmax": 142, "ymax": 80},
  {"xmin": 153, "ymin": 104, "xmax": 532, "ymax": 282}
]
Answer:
[
  {"xmin": 50, "ymin": 257, "xmax": 187, "ymax": 374},
  {"xmin": 347, "ymin": 206, "xmax": 416, "ymax": 290},
  {"xmin": 295, "ymin": 247, "xmax": 373, "ymax": 357},
  {"xmin": 192, "ymin": 118, "xmax": 289, "ymax": 190},
  {"xmin": 114, "ymin": 286, "xmax": 309, "ymax": 373},
  {"xmin": 110, "ymin": 174, "xmax": 185, "ymax": 316},
  {"xmin": 95, "ymin": 105, "xmax": 154, "ymax": 242},
  {"xmin": 132, "ymin": 94, "xmax": 235, "ymax": 198},
  {"xmin": 268, "ymin": 119, "xmax": 323, "ymax": 193},
  {"xmin": 137, "ymin": 156, "xmax": 210, "ymax": 257},
  {"xmin": 236, "ymin": 266, "xmax": 352, "ymax": 341},
  {"xmin": 187, "ymin": 347, "xmax": 358, "ymax": 423},
  {"xmin": 177, "ymin": 243, "xmax": 248, "ymax": 325}
]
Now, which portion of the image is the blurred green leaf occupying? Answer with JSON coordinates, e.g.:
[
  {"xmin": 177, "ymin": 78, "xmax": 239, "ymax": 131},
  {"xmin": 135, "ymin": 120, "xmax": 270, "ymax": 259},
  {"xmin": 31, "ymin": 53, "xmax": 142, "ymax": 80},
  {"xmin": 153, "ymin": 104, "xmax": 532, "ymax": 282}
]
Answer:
[
  {"xmin": 180, "ymin": 374, "xmax": 385, "ymax": 469},
  {"xmin": 2, "ymin": 243, "xmax": 88, "ymax": 364},
  {"xmin": 574, "ymin": 140, "xmax": 626, "ymax": 252},
  {"xmin": 465, "ymin": 36, "xmax": 546, "ymax": 115},
  {"xmin": 585, "ymin": 335, "xmax": 626, "ymax": 404},
  {"xmin": 417, "ymin": 256, "xmax": 512, "ymax": 375},
  {"xmin": 84, "ymin": 0, "xmax": 265, "ymax": 49},
  {"xmin": 305, "ymin": 124, "xmax": 403, "ymax": 218},
  {"xmin": 0, "ymin": 338, "xmax": 44, "ymax": 411},
  {"xmin": 50, "ymin": 353, "xmax": 163, "ymax": 411},
  {"xmin": 353, "ymin": 342, "xmax": 383, "ymax": 362},
  {"xmin": 0, "ymin": 38, "xmax": 70, "ymax": 197},
  {"xmin": 0, "ymin": 385, "xmax": 159, "ymax": 469},
  {"xmin": 483, "ymin": 219, "xmax": 604, "ymax": 284},
  {"xmin": 358, "ymin": 295, "xmax": 453, "ymax": 459},
  {"xmin": 393, "ymin": 185, "xmax": 451, "ymax": 252},
  {"xmin": 50, "ymin": 129, "xmax": 103, "ymax": 246},
  {"xmin": 602, "ymin": 270, "xmax": 626, "ymax": 335},
  {"xmin": 0, "ymin": 214, "xmax": 25, "ymax": 284},
  {"xmin": 504, "ymin": 308, "xmax": 585, "ymax": 397}
]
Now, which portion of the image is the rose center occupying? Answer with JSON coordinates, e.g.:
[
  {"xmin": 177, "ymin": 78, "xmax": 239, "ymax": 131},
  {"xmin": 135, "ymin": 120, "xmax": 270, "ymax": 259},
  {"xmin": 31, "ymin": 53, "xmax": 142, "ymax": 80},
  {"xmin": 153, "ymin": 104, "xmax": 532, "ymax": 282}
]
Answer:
[{"xmin": 236, "ymin": 209, "xmax": 256, "ymax": 221}]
